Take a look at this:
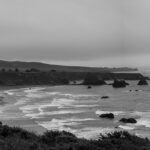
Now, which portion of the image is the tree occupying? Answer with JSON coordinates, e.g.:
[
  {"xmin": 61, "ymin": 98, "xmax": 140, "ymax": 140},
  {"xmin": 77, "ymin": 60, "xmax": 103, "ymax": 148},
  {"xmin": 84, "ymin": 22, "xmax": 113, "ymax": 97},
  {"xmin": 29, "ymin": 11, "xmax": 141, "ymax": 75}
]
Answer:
[
  {"xmin": 15, "ymin": 68, "xmax": 19, "ymax": 72},
  {"xmin": 8, "ymin": 69, "xmax": 12, "ymax": 72},
  {"xmin": 1, "ymin": 68, "xmax": 6, "ymax": 72},
  {"xmin": 30, "ymin": 68, "xmax": 40, "ymax": 72}
]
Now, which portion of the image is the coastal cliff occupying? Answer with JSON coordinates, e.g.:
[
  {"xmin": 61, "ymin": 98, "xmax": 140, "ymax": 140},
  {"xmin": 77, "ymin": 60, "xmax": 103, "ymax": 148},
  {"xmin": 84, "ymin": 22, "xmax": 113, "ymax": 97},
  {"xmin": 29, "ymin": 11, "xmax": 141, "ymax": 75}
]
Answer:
[{"xmin": 0, "ymin": 71, "xmax": 145, "ymax": 86}]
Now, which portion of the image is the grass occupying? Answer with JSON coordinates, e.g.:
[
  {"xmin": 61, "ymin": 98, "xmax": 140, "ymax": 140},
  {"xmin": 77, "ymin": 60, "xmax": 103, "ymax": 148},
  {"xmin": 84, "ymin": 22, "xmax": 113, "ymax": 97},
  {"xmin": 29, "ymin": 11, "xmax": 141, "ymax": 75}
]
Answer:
[{"xmin": 0, "ymin": 123, "xmax": 149, "ymax": 150}]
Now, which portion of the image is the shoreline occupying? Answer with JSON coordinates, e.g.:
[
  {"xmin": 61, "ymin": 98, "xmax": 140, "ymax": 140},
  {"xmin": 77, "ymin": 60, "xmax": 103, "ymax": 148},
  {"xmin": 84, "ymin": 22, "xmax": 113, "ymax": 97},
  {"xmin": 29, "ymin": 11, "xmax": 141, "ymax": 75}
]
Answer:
[
  {"xmin": 0, "ymin": 86, "xmax": 48, "ymax": 135},
  {"xmin": 0, "ymin": 81, "xmax": 150, "ymax": 139},
  {"xmin": 0, "ymin": 78, "xmax": 146, "ymax": 90}
]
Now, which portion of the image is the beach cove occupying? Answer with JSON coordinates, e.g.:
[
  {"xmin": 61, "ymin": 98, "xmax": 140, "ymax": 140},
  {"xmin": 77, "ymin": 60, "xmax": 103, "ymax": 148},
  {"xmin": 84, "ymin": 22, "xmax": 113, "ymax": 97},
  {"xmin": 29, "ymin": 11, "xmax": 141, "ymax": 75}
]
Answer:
[{"xmin": 0, "ymin": 81, "xmax": 150, "ymax": 139}]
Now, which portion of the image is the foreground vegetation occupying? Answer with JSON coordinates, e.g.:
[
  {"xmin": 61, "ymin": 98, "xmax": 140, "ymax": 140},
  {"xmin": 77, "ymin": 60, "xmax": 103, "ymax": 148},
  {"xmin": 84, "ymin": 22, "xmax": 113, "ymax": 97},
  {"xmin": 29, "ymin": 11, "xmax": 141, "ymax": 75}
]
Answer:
[{"xmin": 0, "ymin": 124, "xmax": 150, "ymax": 150}]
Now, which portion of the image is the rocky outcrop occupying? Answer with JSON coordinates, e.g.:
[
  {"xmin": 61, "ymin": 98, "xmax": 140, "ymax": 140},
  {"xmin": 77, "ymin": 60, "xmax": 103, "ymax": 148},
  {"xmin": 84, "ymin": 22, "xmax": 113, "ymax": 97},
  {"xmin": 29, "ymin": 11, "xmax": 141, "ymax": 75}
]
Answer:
[
  {"xmin": 101, "ymin": 96, "xmax": 109, "ymax": 99},
  {"xmin": 87, "ymin": 86, "xmax": 92, "ymax": 89},
  {"xmin": 119, "ymin": 118, "xmax": 137, "ymax": 124},
  {"xmin": 138, "ymin": 79, "xmax": 148, "ymax": 85},
  {"xmin": 82, "ymin": 73, "xmax": 106, "ymax": 85},
  {"xmin": 112, "ymin": 80, "xmax": 129, "ymax": 88},
  {"xmin": 99, "ymin": 113, "xmax": 114, "ymax": 119}
]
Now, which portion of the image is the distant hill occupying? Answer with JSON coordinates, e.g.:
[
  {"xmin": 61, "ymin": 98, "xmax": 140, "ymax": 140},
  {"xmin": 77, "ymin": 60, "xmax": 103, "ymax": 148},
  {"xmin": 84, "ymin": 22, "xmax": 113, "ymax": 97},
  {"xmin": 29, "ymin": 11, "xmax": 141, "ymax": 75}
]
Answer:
[{"xmin": 0, "ymin": 60, "xmax": 138, "ymax": 72}]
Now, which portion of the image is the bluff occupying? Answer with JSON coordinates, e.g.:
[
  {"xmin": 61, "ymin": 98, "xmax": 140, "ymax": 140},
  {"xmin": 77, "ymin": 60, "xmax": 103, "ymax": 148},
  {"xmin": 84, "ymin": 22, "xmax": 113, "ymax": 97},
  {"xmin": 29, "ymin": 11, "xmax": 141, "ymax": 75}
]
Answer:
[{"xmin": 0, "ymin": 71, "xmax": 145, "ymax": 86}]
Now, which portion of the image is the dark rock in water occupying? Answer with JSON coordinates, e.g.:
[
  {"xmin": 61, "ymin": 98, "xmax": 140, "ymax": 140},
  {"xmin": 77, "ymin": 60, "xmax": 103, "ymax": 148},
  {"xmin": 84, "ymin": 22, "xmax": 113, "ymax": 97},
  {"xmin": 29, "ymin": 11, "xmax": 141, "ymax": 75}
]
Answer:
[
  {"xmin": 87, "ymin": 86, "xmax": 92, "ymax": 89},
  {"xmin": 138, "ymin": 79, "xmax": 148, "ymax": 85},
  {"xmin": 120, "ymin": 118, "xmax": 137, "ymax": 124},
  {"xmin": 112, "ymin": 80, "xmax": 129, "ymax": 88},
  {"xmin": 101, "ymin": 96, "xmax": 109, "ymax": 99},
  {"xmin": 108, "ymin": 83, "xmax": 113, "ymax": 85},
  {"xmin": 82, "ymin": 73, "xmax": 106, "ymax": 85},
  {"xmin": 99, "ymin": 113, "xmax": 114, "ymax": 119}
]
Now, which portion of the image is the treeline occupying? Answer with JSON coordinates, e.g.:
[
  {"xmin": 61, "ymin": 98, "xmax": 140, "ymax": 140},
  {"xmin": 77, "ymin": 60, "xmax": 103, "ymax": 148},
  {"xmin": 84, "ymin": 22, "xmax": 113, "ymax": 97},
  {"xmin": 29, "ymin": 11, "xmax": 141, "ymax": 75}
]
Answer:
[
  {"xmin": 0, "ymin": 68, "xmax": 48, "ymax": 73},
  {"xmin": 0, "ymin": 123, "xmax": 149, "ymax": 150},
  {"xmin": 0, "ymin": 71, "xmax": 69, "ymax": 86}
]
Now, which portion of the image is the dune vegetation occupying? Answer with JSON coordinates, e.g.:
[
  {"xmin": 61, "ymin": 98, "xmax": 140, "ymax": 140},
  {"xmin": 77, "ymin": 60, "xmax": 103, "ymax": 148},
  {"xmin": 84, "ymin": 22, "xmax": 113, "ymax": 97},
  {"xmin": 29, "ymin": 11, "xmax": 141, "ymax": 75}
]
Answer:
[{"xmin": 0, "ymin": 123, "xmax": 150, "ymax": 150}]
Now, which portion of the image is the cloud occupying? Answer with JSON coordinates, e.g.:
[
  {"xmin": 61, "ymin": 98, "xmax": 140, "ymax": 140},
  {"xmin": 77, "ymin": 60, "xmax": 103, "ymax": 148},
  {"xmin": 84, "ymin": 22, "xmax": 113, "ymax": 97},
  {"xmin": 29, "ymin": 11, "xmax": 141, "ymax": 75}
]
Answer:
[{"xmin": 0, "ymin": 0, "xmax": 150, "ymax": 67}]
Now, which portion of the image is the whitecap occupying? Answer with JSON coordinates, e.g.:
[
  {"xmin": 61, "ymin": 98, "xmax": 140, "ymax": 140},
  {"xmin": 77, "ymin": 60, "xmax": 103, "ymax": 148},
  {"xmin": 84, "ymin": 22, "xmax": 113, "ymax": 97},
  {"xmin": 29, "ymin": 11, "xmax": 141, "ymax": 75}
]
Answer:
[
  {"xmin": 76, "ymin": 127, "xmax": 116, "ymax": 139},
  {"xmin": 20, "ymin": 103, "xmax": 86, "ymax": 119},
  {"xmin": 130, "ymin": 111, "xmax": 150, "ymax": 128},
  {"xmin": 73, "ymin": 104, "xmax": 99, "ymax": 108},
  {"xmin": 119, "ymin": 125, "xmax": 135, "ymax": 130},
  {"xmin": 49, "ymin": 98, "xmax": 75, "ymax": 108},
  {"xmin": 24, "ymin": 87, "xmax": 46, "ymax": 93},
  {"xmin": 37, "ymin": 118, "xmax": 99, "ymax": 139},
  {"xmin": 14, "ymin": 98, "xmax": 30, "ymax": 106},
  {"xmin": 37, "ymin": 119, "xmax": 78, "ymax": 133},
  {"xmin": 26, "ymin": 110, "xmax": 85, "ymax": 119},
  {"xmin": 4, "ymin": 90, "xmax": 14, "ymax": 96},
  {"xmin": 37, "ymin": 119, "xmax": 117, "ymax": 139},
  {"xmin": 136, "ymin": 118, "xmax": 150, "ymax": 128}
]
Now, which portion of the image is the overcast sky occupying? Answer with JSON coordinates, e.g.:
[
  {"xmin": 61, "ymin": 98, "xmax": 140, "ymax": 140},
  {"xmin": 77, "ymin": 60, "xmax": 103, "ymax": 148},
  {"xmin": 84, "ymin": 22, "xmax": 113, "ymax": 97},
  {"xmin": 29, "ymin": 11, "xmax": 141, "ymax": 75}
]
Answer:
[{"xmin": 0, "ymin": 0, "xmax": 150, "ymax": 67}]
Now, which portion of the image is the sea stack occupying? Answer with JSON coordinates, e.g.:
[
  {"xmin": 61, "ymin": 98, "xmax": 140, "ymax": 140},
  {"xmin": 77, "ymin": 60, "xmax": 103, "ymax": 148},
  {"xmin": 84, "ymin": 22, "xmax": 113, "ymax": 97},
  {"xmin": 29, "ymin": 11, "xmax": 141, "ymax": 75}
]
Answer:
[
  {"xmin": 82, "ymin": 73, "xmax": 106, "ymax": 86},
  {"xmin": 87, "ymin": 85, "xmax": 92, "ymax": 89},
  {"xmin": 99, "ymin": 113, "xmax": 114, "ymax": 119},
  {"xmin": 112, "ymin": 80, "xmax": 129, "ymax": 88},
  {"xmin": 120, "ymin": 118, "xmax": 137, "ymax": 124},
  {"xmin": 138, "ymin": 79, "xmax": 148, "ymax": 85}
]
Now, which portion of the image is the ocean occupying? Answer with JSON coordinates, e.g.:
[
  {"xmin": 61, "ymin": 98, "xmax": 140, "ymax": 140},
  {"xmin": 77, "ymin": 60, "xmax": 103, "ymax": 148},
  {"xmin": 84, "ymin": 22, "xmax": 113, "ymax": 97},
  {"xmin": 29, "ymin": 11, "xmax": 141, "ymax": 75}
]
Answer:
[{"xmin": 0, "ymin": 79, "xmax": 150, "ymax": 139}]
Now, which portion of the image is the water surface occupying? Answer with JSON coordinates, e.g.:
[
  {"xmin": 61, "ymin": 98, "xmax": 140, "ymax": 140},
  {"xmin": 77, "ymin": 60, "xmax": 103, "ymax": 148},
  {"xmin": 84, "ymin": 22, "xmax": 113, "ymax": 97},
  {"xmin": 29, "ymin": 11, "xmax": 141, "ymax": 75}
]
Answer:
[{"xmin": 0, "ymin": 82, "xmax": 150, "ymax": 139}]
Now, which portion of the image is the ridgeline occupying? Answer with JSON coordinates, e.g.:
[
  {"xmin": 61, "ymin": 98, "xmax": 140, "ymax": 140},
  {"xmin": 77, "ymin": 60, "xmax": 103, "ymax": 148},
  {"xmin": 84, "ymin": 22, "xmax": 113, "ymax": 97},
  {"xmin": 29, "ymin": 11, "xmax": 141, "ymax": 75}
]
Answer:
[
  {"xmin": 0, "ymin": 60, "xmax": 144, "ymax": 86},
  {"xmin": 0, "ymin": 60, "xmax": 138, "ymax": 72}
]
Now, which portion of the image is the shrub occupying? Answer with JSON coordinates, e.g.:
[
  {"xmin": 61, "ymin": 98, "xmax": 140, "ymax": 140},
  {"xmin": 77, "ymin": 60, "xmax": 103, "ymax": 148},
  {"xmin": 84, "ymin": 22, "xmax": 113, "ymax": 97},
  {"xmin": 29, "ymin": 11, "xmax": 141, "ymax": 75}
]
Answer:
[{"xmin": 0, "ymin": 124, "xmax": 149, "ymax": 150}]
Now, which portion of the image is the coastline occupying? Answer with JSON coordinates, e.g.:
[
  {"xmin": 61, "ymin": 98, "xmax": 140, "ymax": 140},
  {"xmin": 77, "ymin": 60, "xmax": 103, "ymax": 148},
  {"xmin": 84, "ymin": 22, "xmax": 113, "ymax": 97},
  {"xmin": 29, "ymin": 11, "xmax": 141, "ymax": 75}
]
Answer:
[{"xmin": 0, "ymin": 80, "xmax": 150, "ymax": 139}]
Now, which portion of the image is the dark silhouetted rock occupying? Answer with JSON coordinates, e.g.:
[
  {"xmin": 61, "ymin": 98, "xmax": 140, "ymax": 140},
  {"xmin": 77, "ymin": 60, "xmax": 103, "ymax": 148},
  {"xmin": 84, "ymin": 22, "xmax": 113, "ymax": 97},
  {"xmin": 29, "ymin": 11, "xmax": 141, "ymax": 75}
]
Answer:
[
  {"xmin": 87, "ymin": 86, "xmax": 92, "ymax": 89},
  {"xmin": 112, "ymin": 80, "xmax": 129, "ymax": 88},
  {"xmin": 120, "ymin": 118, "xmax": 137, "ymax": 124},
  {"xmin": 108, "ymin": 83, "xmax": 113, "ymax": 85},
  {"xmin": 99, "ymin": 113, "xmax": 114, "ymax": 119},
  {"xmin": 101, "ymin": 96, "xmax": 109, "ymax": 99},
  {"xmin": 138, "ymin": 79, "xmax": 148, "ymax": 85},
  {"xmin": 82, "ymin": 73, "xmax": 106, "ymax": 85}
]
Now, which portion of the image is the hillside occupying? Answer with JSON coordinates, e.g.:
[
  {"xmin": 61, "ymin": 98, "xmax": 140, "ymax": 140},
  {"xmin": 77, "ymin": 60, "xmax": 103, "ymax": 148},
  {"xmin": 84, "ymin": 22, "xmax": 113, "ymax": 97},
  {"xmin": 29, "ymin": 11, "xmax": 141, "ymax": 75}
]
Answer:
[
  {"xmin": 0, "ymin": 71, "xmax": 144, "ymax": 86},
  {"xmin": 0, "ymin": 60, "xmax": 138, "ymax": 72}
]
